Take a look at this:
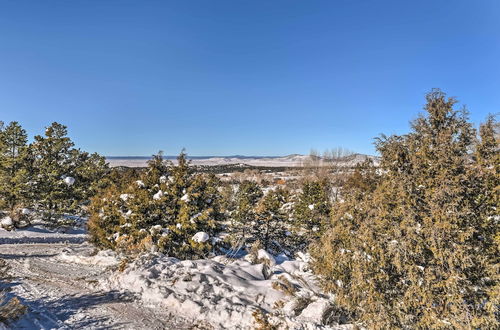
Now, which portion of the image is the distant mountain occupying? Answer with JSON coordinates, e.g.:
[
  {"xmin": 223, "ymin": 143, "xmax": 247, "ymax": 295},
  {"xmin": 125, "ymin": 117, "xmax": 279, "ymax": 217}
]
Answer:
[{"xmin": 106, "ymin": 153, "xmax": 379, "ymax": 168}]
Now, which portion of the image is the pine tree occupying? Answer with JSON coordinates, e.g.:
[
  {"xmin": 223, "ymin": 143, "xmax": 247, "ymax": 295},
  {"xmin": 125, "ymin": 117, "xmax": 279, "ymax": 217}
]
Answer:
[
  {"xmin": 252, "ymin": 187, "xmax": 292, "ymax": 254},
  {"xmin": 71, "ymin": 150, "xmax": 110, "ymax": 204},
  {"xmin": 293, "ymin": 179, "xmax": 331, "ymax": 239},
  {"xmin": 311, "ymin": 90, "xmax": 499, "ymax": 328},
  {"xmin": 29, "ymin": 122, "xmax": 108, "ymax": 222},
  {"xmin": 29, "ymin": 122, "xmax": 76, "ymax": 220},
  {"xmin": 0, "ymin": 122, "xmax": 30, "ymax": 212},
  {"xmin": 474, "ymin": 116, "xmax": 500, "ymax": 312},
  {"xmin": 0, "ymin": 121, "xmax": 4, "ymax": 210},
  {"xmin": 231, "ymin": 180, "xmax": 263, "ymax": 246},
  {"xmin": 88, "ymin": 151, "xmax": 225, "ymax": 259}
]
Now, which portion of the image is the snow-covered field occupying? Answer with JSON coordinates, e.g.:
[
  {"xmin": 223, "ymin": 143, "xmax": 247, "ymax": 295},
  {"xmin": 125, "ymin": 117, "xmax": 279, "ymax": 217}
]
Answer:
[{"xmin": 0, "ymin": 223, "xmax": 350, "ymax": 329}]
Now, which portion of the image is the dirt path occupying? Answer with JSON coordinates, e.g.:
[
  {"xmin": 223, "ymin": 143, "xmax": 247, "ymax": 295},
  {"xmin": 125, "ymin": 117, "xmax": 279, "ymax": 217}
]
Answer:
[{"xmin": 0, "ymin": 243, "xmax": 192, "ymax": 329}]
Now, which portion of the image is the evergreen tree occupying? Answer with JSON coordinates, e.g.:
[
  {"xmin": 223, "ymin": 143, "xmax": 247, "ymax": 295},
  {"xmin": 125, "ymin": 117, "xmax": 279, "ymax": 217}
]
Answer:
[
  {"xmin": 29, "ymin": 122, "xmax": 76, "ymax": 220},
  {"xmin": 29, "ymin": 122, "xmax": 108, "ymax": 222},
  {"xmin": 474, "ymin": 116, "xmax": 500, "ymax": 310},
  {"xmin": 0, "ymin": 122, "xmax": 30, "ymax": 211},
  {"xmin": 293, "ymin": 179, "xmax": 331, "ymax": 239},
  {"xmin": 231, "ymin": 180, "xmax": 263, "ymax": 245},
  {"xmin": 252, "ymin": 187, "xmax": 292, "ymax": 254},
  {"xmin": 311, "ymin": 90, "xmax": 499, "ymax": 328},
  {"xmin": 71, "ymin": 150, "xmax": 110, "ymax": 204},
  {"xmin": 88, "ymin": 151, "xmax": 225, "ymax": 259}
]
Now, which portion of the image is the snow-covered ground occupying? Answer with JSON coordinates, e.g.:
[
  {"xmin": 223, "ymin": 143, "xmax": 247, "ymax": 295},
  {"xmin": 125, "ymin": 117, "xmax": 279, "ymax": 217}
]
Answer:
[
  {"xmin": 0, "ymin": 243, "xmax": 190, "ymax": 329},
  {"xmin": 0, "ymin": 226, "xmax": 86, "ymax": 245},
  {"xmin": 102, "ymin": 251, "xmax": 350, "ymax": 329},
  {"xmin": 0, "ymin": 224, "xmax": 350, "ymax": 329}
]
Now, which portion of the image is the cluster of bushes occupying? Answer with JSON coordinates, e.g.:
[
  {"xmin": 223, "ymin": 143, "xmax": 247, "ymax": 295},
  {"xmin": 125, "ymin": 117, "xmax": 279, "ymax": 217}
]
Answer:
[
  {"xmin": 88, "ymin": 152, "xmax": 224, "ymax": 258},
  {"xmin": 88, "ymin": 154, "xmax": 340, "ymax": 259},
  {"xmin": 88, "ymin": 150, "xmax": 335, "ymax": 259},
  {"xmin": 311, "ymin": 90, "xmax": 499, "ymax": 328},
  {"xmin": 0, "ymin": 121, "xmax": 108, "ymax": 226}
]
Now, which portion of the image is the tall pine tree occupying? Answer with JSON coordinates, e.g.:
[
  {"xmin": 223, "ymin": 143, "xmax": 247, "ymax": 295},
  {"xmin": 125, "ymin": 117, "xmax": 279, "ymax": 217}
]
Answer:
[
  {"xmin": 29, "ymin": 122, "xmax": 108, "ymax": 222},
  {"xmin": 0, "ymin": 122, "xmax": 29, "ymax": 211}
]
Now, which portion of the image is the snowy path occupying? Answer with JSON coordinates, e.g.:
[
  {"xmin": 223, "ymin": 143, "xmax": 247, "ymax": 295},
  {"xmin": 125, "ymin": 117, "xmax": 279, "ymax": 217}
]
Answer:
[{"xmin": 0, "ymin": 243, "xmax": 191, "ymax": 329}]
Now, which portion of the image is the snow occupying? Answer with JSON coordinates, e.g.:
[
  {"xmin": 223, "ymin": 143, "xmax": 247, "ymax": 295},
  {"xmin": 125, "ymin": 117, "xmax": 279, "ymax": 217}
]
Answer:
[
  {"xmin": 308, "ymin": 204, "xmax": 315, "ymax": 210},
  {"xmin": 136, "ymin": 180, "xmax": 145, "ymax": 188},
  {"xmin": 58, "ymin": 248, "xmax": 120, "ymax": 267},
  {"xmin": 63, "ymin": 176, "xmax": 75, "ymax": 186},
  {"xmin": 0, "ymin": 225, "xmax": 86, "ymax": 244},
  {"xmin": 153, "ymin": 190, "xmax": 164, "ymax": 200},
  {"xmin": 1, "ymin": 216, "xmax": 13, "ymax": 227},
  {"xmin": 257, "ymin": 249, "xmax": 276, "ymax": 266},
  {"xmin": 1, "ymin": 243, "xmax": 190, "ymax": 329},
  {"xmin": 191, "ymin": 232, "xmax": 209, "ymax": 243},
  {"xmin": 104, "ymin": 252, "xmax": 349, "ymax": 329},
  {"xmin": 0, "ymin": 222, "xmax": 349, "ymax": 329},
  {"xmin": 120, "ymin": 193, "xmax": 130, "ymax": 201}
]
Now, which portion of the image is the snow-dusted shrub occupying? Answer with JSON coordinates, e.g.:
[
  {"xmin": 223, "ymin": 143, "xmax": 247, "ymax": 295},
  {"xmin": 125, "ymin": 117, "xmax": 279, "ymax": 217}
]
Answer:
[
  {"xmin": 89, "ymin": 151, "xmax": 225, "ymax": 259},
  {"xmin": 311, "ymin": 90, "xmax": 499, "ymax": 328}
]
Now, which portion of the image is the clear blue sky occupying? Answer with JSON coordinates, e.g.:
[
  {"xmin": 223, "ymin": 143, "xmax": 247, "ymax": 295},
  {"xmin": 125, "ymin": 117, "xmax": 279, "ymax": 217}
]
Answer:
[{"xmin": 1, "ymin": 0, "xmax": 499, "ymax": 156}]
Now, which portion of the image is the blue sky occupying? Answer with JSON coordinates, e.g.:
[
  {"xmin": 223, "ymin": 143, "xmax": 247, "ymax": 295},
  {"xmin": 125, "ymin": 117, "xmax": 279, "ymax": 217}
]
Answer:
[{"xmin": 0, "ymin": 0, "xmax": 499, "ymax": 156}]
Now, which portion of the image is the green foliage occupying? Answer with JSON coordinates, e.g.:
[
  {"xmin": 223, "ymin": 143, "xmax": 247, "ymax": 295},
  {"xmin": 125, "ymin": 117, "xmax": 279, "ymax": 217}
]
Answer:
[
  {"xmin": 293, "ymin": 179, "xmax": 331, "ymax": 241},
  {"xmin": 0, "ymin": 122, "xmax": 29, "ymax": 211},
  {"xmin": 252, "ymin": 187, "xmax": 294, "ymax": 254},
  {"xmin": 0, "ymin": 121, "xmax": 108, "ymax": 224},
  {"xmin": 27, "ymin": 122, "xmax": 109, "ymax": 221},
  {"xmin": 230, "ymin": 180, "xmax": 264, "ymax": 244},
  {"xmin": 88, "ymin": 151, "xmax": 225, "ymax": 259},
  {"xmin": 311, "ymin": 90, "xmax": 499, "ymax": 328}
]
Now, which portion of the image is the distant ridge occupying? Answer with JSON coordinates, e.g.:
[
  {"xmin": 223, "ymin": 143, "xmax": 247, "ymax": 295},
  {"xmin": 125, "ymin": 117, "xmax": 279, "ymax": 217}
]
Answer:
[
  {"xmin": 106, "ymin": 155, "xmax": 285, "ymax": 160},
  {"xmin": 106, "ymin": 154, "xmax": 379, "ymax": 168}
]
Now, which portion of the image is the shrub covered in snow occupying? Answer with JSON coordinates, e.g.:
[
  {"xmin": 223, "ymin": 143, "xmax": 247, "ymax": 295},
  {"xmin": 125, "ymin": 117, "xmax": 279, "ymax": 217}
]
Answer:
[
  {"xmin": 88, "ymin": 151, "xmax": 225, "ymax": 259},
  {"xmin": 311, "ymin": 90, "xmax": 499, "ymax": 328}
]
